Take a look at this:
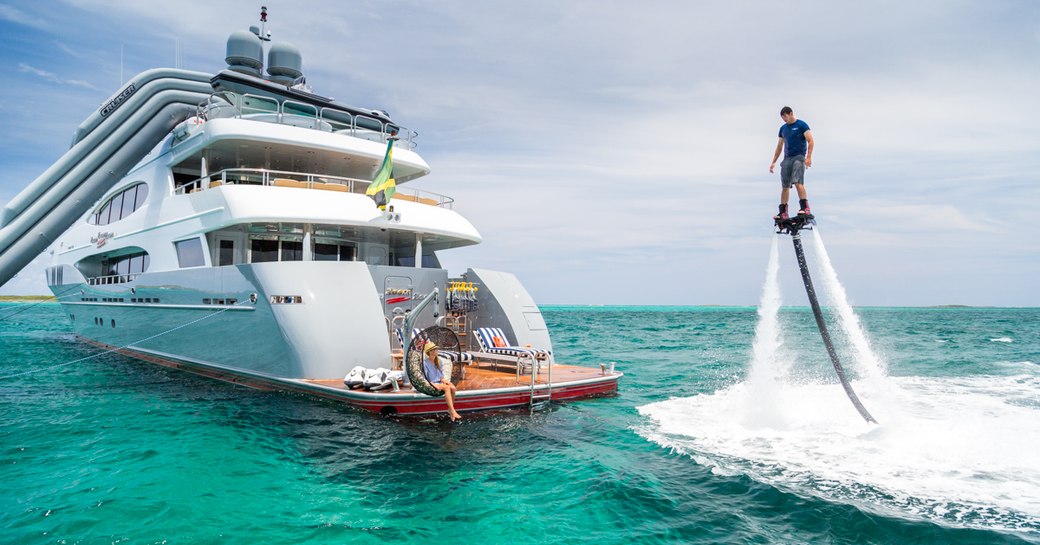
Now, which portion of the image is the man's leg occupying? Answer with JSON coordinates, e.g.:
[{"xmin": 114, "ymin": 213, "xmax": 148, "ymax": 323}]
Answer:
[
  {"xmin": 775, "ymin": 157, "xmax": 794, "ymax": 220},
  {"xmin": 775, "ymin": 187, "xmax": 790, "ymax": 220},
  {"xmin": 795, "ymin": 183, "xmax": 810, "ymax": 215}
]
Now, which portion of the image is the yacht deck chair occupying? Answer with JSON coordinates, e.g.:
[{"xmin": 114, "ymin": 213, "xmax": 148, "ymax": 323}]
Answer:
[
  {"xmin": 472, "ymin": 327, "xmax": 552, "ymax": 379},
  {"xmin": 395, "ymin": 328, "xmax": 473, "ymax": 365}
]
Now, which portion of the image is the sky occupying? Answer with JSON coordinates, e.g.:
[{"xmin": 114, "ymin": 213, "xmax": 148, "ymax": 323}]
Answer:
[{"xmin": 1, "ymin": 0, "xmax": 1038, "ymax": 306}]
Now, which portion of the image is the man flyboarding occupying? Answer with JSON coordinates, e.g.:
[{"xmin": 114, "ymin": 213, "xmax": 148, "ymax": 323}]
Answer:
[{"xmin": 769, "ymin": 106, "xmax": 813, "ymax": 221}]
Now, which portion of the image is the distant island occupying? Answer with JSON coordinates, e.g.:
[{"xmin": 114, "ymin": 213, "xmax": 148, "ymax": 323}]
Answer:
[{"xmin": 0, "ymin": 295, "xmax": 54, "ymax": 302}]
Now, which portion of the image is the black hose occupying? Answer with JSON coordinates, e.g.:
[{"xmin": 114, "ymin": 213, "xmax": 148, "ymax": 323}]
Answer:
[{"xmin": 791, "ymin": 232, "xmax": 878, "ymax": 424}]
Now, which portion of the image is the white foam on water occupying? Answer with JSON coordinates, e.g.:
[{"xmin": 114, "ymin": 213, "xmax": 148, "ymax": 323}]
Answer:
[
  {"xmin": 637, "ymin": 374, "xmax": 1040, "ymax": 533},
  {"xmin": 991, "ymin": 337, "xmax": 1014, "ymax": 343},
  {"xmin": 637, "ymin": 231, "xmax": 1040, "ymax": 534},
  {"xmin": 809, "ymin": 228, "xmax": 887, "ymax": 381}
]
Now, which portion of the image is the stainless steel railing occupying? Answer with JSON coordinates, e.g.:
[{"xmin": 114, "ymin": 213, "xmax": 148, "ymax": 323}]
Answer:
[
  {"xmin": 86, "ymin": 273, "xmax": 141, "ymax": 286},
  {"xmin": 199, "ymin": 92, "xmax": 419, "ymax": 150},
  {"xmin": 175, "ymin": 167, "xmax": 454, "ymax": 208}
]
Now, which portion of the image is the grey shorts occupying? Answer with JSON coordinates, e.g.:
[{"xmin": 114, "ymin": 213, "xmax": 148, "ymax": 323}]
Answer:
[{"xmin": 780, "ymin": 155, "xmax": 806, "ymax": 188}]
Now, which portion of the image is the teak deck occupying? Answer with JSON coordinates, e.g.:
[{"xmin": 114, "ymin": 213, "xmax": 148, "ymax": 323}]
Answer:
[{"xmin": 305, "ymin": 362, "xmax": 608, "ymax": 394}]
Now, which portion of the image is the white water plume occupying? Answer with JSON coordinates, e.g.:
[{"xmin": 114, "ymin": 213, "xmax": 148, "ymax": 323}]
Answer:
[
  {"xmin": 637, "ymin": 228, "xmax": 1040, "ymax": 534},
  {"xmin": 809, "ymin": 228, "xmax": 887, "ymax": 381},
  {"xmin": 744, "ymin": 235, "xmax": 787, "ymax": 426},
  {"xmin": 747, "ymin": 237, "xmax": 784, "ymax": 382}
]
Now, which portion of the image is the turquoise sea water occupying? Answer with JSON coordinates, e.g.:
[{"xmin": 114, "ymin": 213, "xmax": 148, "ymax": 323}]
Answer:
[{"xmin": 2, "ymin": 303, "xmax": 1038, "ymax": 544}]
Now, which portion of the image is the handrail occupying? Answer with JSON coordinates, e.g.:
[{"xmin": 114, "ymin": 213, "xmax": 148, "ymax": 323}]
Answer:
[
  {"xmin": 403, "ymin": 288, "xmax": 439, "ymax": 352},
  {"xmin": 175, "ymin": 167, "xmax": 454, "ymax": 209},
  {"xmin": 87, "ymin": 273, "xmax": 141, "ymax": 286},
  {"xmin": 201, "ymin": 91, "xmax": 418, "ymax": 150}
]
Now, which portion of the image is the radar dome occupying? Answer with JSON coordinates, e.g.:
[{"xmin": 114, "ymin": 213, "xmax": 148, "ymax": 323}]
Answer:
[
  {"xmin": 267, "ymin": 42, "xmax": 303, "ymax": 85},
  {"xmin": 226, "ymin": 30, "xmax": 263, "ymax": 77}
]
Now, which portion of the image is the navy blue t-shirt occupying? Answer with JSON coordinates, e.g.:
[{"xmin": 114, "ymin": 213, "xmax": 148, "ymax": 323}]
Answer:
[{"xmin": 778, "ymin": 119, "xmax": 811, "ymax": 157}]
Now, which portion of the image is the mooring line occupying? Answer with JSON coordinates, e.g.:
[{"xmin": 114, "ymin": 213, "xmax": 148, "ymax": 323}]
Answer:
[{"xmin": 0, "ymin": 298, "xmax": 254, "ymax": 381}]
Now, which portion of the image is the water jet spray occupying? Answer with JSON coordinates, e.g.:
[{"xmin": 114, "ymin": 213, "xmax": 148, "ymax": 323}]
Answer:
[{"xmin": 776, "ymin": 214, "xmax": 878, "ymax": 424}]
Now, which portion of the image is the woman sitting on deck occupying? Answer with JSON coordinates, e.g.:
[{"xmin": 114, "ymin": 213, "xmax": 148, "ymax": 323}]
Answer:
[{"xmin": 423, "ymin": 342, "xmax": 462, "ymax": 422}]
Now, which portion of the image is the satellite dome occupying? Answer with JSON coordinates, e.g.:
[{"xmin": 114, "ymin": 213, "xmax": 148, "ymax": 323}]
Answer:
[
  {"xmin": 267, "ymin": 42, "xmax": 303, "ymax": 85},
  {"xmin": 226, "ymin": 30, "xmax": 263, "ymax": 77}
]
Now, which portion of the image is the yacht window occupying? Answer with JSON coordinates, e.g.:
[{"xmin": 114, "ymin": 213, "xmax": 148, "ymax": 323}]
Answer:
[
  {"xmin": 175, "ymin": 238, "xmax": 206, "ymax": 268},
  {"xmin": 89, "ymin": 183, "xmax": 149, "ymax": 225},
  {"xmin": 281, "ymin": 240, "xmax": 303, "ymax": 262},
  {"xmin": 250, "ymin": 239, "xmax": 279, "ymax": 263},
  {"xmin": 129, "ymin": 253, "xmax": 143, "ymax": 274},
  {"xmin": 96, "ymin": 201, "xmax": 111, "ymax": 225},
  {"xmin": 134, "ymin": 184, "xmax": 149, "ymax": 209},
  {"xmin": 109, "ymin": 191, "xmax": 124, "ymax": 222},
  {"xmin": 314, "ymin": 243, "xmax": 356, "ymax": 262},
  {"xmin": 218, "ymin": 240, "xmax": 235, "ymax": 266},
  {"xmin": 92, "ymin": 250, "xmax": 149, "ymax": 285}
]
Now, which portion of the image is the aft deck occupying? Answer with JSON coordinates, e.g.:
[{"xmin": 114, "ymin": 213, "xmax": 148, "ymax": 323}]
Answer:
[{"xmin": 304, "ymin": 362, "xmax": 612, "ymax": 394}]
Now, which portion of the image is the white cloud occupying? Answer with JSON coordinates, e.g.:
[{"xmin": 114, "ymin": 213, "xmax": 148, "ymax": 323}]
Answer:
[
  {"xmin": 1, "ymin": 0, "xmax": 1038, "ymax": 305},
  {"xmin": 18, "ymin": 63, "xmax": 100, "ymax": 90},
  {"xmin": 0, "ymin": 3, "xmax": 47, "ymax": 29}
]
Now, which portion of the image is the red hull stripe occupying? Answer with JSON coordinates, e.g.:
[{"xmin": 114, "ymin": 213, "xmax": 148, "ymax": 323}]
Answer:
[{"xmin": 81, "ymin": 339, "xmax": 620, "ymax": 415}]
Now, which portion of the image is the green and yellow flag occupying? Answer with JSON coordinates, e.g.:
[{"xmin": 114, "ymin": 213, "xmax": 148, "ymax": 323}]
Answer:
[{"xmin": 365, "ymin": 138, "xmax": 396, "ymax": 210}]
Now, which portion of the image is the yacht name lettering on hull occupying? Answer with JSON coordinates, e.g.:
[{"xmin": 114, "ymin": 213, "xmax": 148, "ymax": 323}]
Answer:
[
  {"xmin": 90, "ymin": 232, "xmax": 115, "ymax": 248},
  {"xmin": 99, "ymin": 83, "xmax": 137, "ymax": 118}
]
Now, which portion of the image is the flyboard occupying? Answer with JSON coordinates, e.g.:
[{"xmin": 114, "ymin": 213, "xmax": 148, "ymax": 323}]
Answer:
[{"xmin": 775, "ymin": 213, "xmax": 878, "ymax": 424}]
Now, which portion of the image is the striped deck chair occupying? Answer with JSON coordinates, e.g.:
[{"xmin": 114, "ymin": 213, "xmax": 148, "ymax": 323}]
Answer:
[
  {"xmin": 396, "ymin": 328, "xmax": 473, "ymax": 365},
  {"xmin": 473, "ymin": 327, "xmax": 551, "ymax": 378}
]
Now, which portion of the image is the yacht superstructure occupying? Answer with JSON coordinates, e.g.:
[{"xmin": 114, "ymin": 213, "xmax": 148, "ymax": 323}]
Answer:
[{"xmin": 0, "ymin": 13, "xmax": 620, "ymax": 416}]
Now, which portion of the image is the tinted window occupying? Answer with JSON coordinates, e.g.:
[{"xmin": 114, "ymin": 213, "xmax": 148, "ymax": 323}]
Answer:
[
  {"xmin": 90, "ymin": 183, "xmax": 148, "ymax": 225},
  {"xmin": 98, "ymin": 201, "xmax": 112, "ymax": 225},
  {"xmin": 108, "ymin": 191, "xmax": 123, "ymax": 222},
  {"xmin": 422, "ymin": 253, "xmax": 441, "ymax": 268},
  {"xmin": 251, "ymin": 239, "xmax": 278, "ymax": 263},
  {"xmin": 218, "ymin": 240, "xmax": 235, "ymax": 266},
  {"xmin": 129, "ymin": 253, "xmax": 144, "ymax": 274},
  {"xmin": 119, "ymin": 186, "xmax": 137, "ymax": 220},
  {"xmin": 134, "ymin": 184, "xmax": 149, "ymax": 210},
  {"xmin": 281, "ymin": 240, "xmax": 303, "ymax": 262},
  {"xmin": 314, "ymin": 243, "xmax": 338, "ymax": 261},
  {"xmin": 175, "ymin": 238, "xmax": 206, "ymax": 268}
]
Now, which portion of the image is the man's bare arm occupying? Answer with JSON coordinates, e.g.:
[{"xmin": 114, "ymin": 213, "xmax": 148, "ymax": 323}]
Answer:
[
  {"xmin": 804, "ymin": 130, "xmax": 814, "ymax": 168},
  {"xmin": 769, "ymin": 138, "xmax": 784, "ymax": 173}
]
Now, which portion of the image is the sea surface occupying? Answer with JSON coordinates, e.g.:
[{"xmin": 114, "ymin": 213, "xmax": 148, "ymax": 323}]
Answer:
[{"xmin": 2, "ymin": 303, "xmax": 1038, "ymax": 544}]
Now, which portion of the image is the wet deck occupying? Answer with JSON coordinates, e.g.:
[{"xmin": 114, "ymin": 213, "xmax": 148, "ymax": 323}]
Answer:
[{"xmin": 304, "ymin": 362, "xmax": 611, "ymax": 394}]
